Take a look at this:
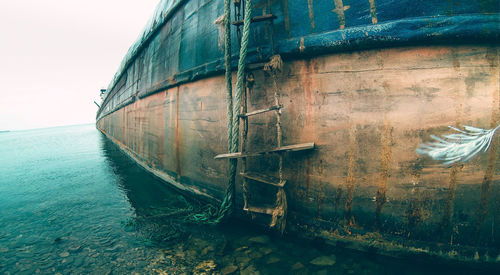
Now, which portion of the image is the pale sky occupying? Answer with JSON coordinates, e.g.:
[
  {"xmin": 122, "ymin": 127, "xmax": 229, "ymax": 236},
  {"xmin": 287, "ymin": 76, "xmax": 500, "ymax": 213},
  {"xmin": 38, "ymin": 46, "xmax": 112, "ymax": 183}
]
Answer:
[{"xmin": 0, "ymin": 0, "xmax": 160, "ymax": 131}]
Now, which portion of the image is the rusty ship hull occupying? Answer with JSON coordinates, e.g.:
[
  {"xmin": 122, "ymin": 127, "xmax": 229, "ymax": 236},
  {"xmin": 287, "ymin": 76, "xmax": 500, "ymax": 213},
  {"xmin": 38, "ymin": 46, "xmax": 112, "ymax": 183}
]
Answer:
[{"xmin": 97, "ymin": 0, "xmax": 500, "ymax": 262}]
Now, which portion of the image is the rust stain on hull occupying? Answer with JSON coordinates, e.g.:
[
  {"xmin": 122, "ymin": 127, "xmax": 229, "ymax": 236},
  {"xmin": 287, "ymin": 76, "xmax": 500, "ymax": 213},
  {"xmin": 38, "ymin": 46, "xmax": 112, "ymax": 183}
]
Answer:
[
  {"xmin": 332, "ymin": 0, "xmax": 349, "ymax": 29},
  {"xmin": 175, "ymin": 86, "xmax": 182, "ymax": 180},
  {"xmin": 97, "ymin": 45, "xmax": 500, "ymax": 260},
  {"xmin": 440, "ymin": 164, "xmax": 463, "ymax": 235},
  {"xmin": 344, "ymin": 124, "xmax": 357, "ymax": 224},
  {"xmin": 308, "ymin": 0, "xmax": 315, "ymax": 30},
  {"xmin": 375, "ymin": 121, "xmax": 392, "ymax": 227},
  {"xmin": 368, "ymin": 0, "xmax": 378, "ymax": 24},
  {"xmin": 474, "ymin": 51, "xmax": 499, "ymax": 235},
  {"xmin": 475, "ymin": 130, "xmax": 499, "ymax": 235},
  {"xmin": 440, "ymin": 72, "xmax": 466, "ymax": 235}
]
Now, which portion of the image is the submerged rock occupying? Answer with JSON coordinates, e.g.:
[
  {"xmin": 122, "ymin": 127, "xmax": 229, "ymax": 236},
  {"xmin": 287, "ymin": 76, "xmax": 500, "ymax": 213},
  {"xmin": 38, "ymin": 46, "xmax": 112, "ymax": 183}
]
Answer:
[
  {"xmin": 235, "ymin": 246, "xmax": 248, "ymax": 252},
  {"xmin": 240, "ymin": 264, "xmax": 260, "ymax": 275},
  {"xmin": 193, "ymin": 260, "xmax": 217, "ymax": 274},
  {"xmin": 201, "ymin": 245, "xmax": 215, "ymax": 255},
  {"xmin": 248, "ymin": 250, "xmax": 264, "ymax": 259},
  {"xmin": 63, "ymin": 256, "xmax": 74, "ymax": 264},
  {"xmin": 309, "ymin": 255, "xmax": 336, "ymax": 266},
  {"xmin": 59, "ymin": 252, "xmax": 69, "ymax": 258},
  {"xmin": 291, "ymin": 262, "xmax": 305, "ymax": 270},
  {"xmin": 175, "ymin": 250, "xmax": 185, "ymax": 258},
  {"xmin": 105, "ymin": 244, "xmax": 123, "ymax": 252},
  {"xmin": 248, "ymin": 235, "xmax": 270, "ymax": 244},
  {"xmin": 266, "ymin": 256, "xmax": 281, "ymax": 264},
  {"xmin": 236, "ymin": 255, "xmax": 251, "ymax": 268},
  {"xmin": 221, "ymin": 265, "xmax": 238, "ymax": 275},
  {"xmin": 68, "ymin": 245, "xmax": 82, "ymax": 252},
  {"xmin": 259, "ymin": 247, "xmax": 273, "ymax": 255}
]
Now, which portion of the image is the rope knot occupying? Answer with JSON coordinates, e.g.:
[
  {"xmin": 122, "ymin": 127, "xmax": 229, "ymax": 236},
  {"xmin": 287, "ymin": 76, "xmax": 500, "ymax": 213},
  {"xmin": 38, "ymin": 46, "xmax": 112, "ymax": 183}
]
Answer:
[
  {"xmin": 264, "ymin": 54, "xmax": 283, "ymax": 74},
  {"xmin": 270, "ymin": 188, "xmax": 287, "ymax": 234}
]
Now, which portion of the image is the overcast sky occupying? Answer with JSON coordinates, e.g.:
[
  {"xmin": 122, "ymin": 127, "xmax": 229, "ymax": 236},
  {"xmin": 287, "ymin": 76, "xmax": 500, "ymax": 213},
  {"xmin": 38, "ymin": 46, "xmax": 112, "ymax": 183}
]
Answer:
[{"xmin": 0, "ymin": 0, "xmax": 160, "ymax": 131}]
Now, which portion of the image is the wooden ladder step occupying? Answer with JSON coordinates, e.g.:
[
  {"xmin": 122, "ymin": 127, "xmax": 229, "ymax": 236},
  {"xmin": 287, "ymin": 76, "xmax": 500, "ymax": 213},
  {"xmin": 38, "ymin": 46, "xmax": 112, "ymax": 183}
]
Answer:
[
  {"xmin": 244, "ymin": 205, "xmax": 283, "ymax": 216},
  {"xmin": 214, "ymin": 142, "xmax": 315, "ymax": 159},
  {"xmin": 241, "ymin": 172, "xmax": 285, "ymax": 187},
  {"xmin": 238, "ymin": 105, "xmax": 282, "ymax": 118},
  {"xmin": 232, "ymin": 14, "xmax": 277, "ymax": 26}
]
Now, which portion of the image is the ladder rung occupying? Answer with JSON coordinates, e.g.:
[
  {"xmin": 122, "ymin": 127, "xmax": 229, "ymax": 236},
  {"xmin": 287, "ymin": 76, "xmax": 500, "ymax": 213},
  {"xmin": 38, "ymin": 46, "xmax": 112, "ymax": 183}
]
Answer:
[
  {"xmin": 214, "ymin": 142, "xmax": 315, "ymax": 159},
  {"xmin": 232, "ymin": 14, "xmax": 277, "ymax": 26},
  {"xmin": 244, "ymin": 206, "xmax": 278, "ymax": 215},
  {"xmin": 238, "ymin": 105, "xmax": 281, "ymax": 118},
  {"xmin": 241, "ymin": 172, "xmax": 285, "ymax": 187}
]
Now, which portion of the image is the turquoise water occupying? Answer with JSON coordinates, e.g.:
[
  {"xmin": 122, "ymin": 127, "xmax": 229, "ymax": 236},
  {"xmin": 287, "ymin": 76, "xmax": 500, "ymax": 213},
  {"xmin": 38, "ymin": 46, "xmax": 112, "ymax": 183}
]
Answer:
[{"xmin": 0, "ymin": 124, "xmax": 493, "ymax": 274}]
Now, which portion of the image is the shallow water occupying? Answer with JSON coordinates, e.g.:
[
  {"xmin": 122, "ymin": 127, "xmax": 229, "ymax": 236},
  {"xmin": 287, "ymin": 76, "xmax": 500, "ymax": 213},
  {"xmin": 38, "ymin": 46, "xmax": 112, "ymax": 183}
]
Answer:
[{"xmin": 0, "ymin": 124, "xmax": 493, "ymax": 274}]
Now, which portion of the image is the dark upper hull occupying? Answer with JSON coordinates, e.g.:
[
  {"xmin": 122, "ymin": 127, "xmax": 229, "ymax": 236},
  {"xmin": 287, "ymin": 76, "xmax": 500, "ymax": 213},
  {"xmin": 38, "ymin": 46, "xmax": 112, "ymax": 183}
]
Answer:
[{"xmin": 97, "ymin": 0, "xmax": 499, "ymax": 121}]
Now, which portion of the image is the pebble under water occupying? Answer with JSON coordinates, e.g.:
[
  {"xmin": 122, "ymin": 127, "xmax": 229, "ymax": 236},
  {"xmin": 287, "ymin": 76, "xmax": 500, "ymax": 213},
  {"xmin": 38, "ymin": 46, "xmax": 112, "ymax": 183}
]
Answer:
[{"xmin": 0, "ymin": 124, "xmax": 494, "ymax": 274}]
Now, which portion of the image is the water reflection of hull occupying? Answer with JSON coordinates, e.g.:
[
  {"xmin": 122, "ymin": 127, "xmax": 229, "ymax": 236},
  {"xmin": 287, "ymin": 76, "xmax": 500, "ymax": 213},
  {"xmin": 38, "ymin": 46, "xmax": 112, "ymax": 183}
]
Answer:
[
  {"xmin": 100, "ymin": 135, "xmax": 200, "ymax": 246},
  {"xmin": 97, "ymin": 0, "xmax": 500, "ymax": 263}
]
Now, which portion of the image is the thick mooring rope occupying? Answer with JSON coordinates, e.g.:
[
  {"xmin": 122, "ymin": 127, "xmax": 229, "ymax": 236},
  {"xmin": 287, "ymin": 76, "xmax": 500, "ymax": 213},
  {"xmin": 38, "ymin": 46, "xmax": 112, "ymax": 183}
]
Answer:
[
  {"xmin": 192, "ymin": 0, "xmax": 252, "ymax": 224},
  {"xmin": 231, "ymin": 0, "xmax": 252, "ymax": 155},
  {"xmin": 215, "ymin": 0, "xmax": 238, "ymax": 222},
  {"xmin": 220, "ymin": 0, "xmax": 253, "ymax": 221}
]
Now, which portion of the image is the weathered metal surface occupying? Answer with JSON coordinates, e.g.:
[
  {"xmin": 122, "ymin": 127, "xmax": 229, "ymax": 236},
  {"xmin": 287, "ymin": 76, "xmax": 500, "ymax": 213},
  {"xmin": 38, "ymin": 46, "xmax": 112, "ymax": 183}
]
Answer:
[
  {"xmin": 97, "ymin": 0, "xmax": 500, "ymax": 262},
  {"xmin": 98, "ymin": 44, "xmax": 500, "ymax": 261}
]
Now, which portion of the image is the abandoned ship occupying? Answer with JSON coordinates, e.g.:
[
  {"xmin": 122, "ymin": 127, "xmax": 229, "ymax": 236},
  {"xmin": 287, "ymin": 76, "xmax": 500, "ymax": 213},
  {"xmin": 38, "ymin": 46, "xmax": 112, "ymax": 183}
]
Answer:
[{"xmin": 96, "ymin": 0, "xmax": 500, "ymax": 263}]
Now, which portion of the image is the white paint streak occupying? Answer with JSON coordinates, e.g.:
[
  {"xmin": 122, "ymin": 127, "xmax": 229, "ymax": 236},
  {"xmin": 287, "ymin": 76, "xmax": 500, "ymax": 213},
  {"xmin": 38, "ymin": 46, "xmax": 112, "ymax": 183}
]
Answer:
[{"xmin": 417, "ymin": 124, "xmax": 500, "ymax": 166}]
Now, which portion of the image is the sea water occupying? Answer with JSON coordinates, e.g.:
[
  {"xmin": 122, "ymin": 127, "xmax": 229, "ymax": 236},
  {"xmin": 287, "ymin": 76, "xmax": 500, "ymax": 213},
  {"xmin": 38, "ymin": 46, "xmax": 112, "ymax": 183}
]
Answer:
[{"xmin": 0, "ymin": 124, "xmax": 492, "ymax": 274}]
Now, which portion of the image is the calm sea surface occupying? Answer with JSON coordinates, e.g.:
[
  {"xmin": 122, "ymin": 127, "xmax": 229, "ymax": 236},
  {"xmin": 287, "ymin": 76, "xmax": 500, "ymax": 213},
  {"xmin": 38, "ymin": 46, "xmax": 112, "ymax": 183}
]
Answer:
[{"xmin": 0, "ymin": 124, "xmax": 492, "ymax": 274}]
